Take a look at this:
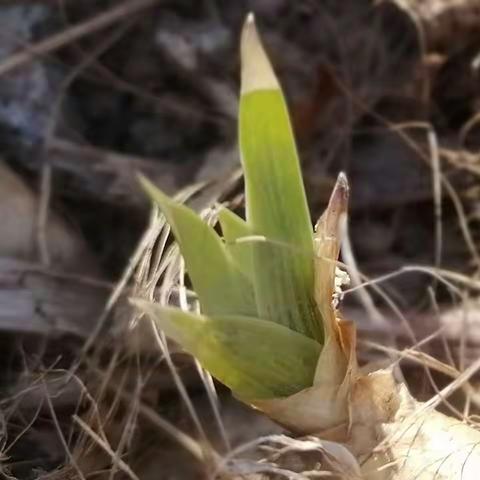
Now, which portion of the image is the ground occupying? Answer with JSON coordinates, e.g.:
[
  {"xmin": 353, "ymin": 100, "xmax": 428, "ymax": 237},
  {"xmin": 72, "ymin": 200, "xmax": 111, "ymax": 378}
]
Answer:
[{"xmin": 1, "ymin": 1, "xmax": 480, "ymax": 478}]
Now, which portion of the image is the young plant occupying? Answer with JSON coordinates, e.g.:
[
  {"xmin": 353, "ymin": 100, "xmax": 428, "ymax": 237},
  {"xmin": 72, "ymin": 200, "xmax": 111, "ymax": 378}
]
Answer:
[
  {"xmin": 137, "ymin": 14, "xmax": 344, "ymax": 404},
  {"xmin": 136, "ymin": 14, "xmax": 480, "ymax": 480}
]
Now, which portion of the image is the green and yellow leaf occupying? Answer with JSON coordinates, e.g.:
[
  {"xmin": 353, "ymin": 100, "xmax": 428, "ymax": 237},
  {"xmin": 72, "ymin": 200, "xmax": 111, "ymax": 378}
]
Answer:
[
  {"xmin": 139, "ymin": 176, "xmax": 257, "ymax": 317},
  {"xmin": 218, "ymin": 207, "xmax": 254, "ymax": 280},
  {"xmin": 239, "ymin": 15, "xmax": 322, "ymax": 343},
  {"xmin": 136, "ymin": 300, "xmax": 321, "ymax": 399}
]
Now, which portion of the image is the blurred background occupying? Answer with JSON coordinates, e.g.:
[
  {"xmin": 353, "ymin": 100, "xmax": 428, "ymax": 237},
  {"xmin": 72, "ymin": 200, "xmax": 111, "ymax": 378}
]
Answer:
[{"xmin": 1, "ymin": 0, "xmax": 480, "ymax": 478}]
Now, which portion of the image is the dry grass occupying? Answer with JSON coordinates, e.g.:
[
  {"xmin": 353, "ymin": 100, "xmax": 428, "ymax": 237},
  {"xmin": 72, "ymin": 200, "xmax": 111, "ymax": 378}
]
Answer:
[{"xmin": 2, "ymin": 0, "xmax": 480, "ymax": 478}]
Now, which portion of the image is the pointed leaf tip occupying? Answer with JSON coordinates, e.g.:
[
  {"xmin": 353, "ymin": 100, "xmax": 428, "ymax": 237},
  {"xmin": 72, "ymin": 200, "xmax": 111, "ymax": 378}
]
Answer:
[
  {"xmin": 241, "ymin": 13, "xmax": 279, "ymax": 94},
  {"xmin": 336, "ymin": 171, "xmax": 349, "ymax": 190},
  {"xmin": 138, "ymin": 174, "xmax": 169, "ymax": 205},
  {"xmin": 315, "ymin": 173, "xmax": 349, "ymax": 238},
  {"xmin": 330, "ymin": 172, "xmax": 349, "ymax": 215}
]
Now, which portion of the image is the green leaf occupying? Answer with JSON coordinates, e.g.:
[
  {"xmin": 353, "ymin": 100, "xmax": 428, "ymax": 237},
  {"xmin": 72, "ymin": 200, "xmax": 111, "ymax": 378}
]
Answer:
[
  {"xmin": 218, "ymin": 207, "xmax": 250, "ymax": 242},
  {"xmin": 136, "ymin": 300, "xmax": 321, "ymax": 399},
  {"xmin": 139, "ymin": 176, "xmax": 257, "ymax": 317},
  {"xmin": 218, "ymin": 207, "xmax": 254, "ymax": 280},
  {"xmin": 239, "ymin": 16, "xmax": 322, "ymax": 342}
]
